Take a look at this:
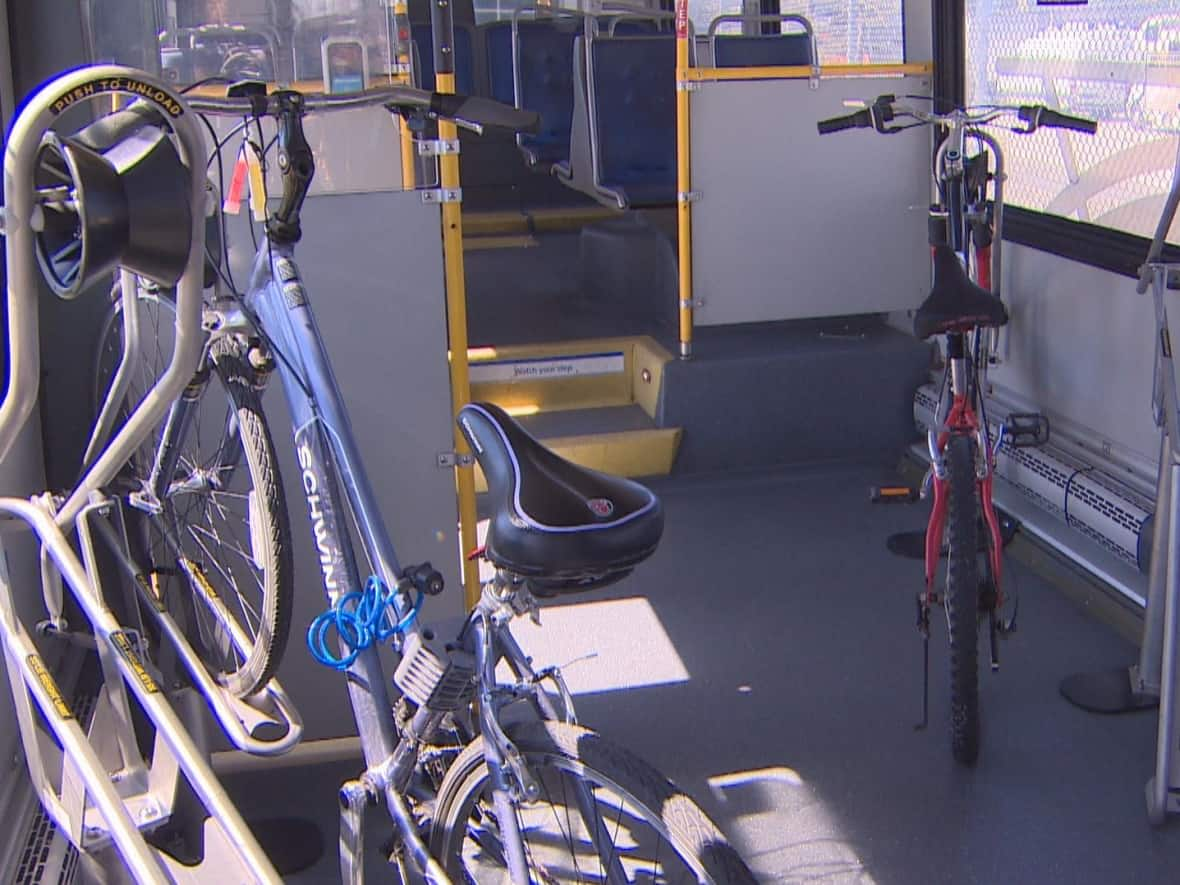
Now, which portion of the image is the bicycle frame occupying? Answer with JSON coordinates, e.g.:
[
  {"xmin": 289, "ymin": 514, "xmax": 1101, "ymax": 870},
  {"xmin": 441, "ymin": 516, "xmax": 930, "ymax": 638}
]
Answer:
[
  {"xmin": 922, "ymin": 121, "xmax": 1007, "ymax": 635},
  {"xmin": 176, "ymin": 230, "xmax": 590, "ymax": 883}
]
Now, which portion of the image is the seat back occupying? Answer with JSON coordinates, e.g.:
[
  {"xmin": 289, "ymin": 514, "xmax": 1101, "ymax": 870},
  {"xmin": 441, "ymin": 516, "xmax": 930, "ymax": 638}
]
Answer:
[
  {"xmin": 587, "ymin": 34, "xmax": 678, "ymax": 207},
  {"xmin": 411, "ymin": 22, "xmax": 477, "ymax": 93},
  {"xmin": 483, "ymin": 16, "xmax": 584, "ymax": 167},
  {"xmin": 708, "ymin": 14, "xmax": 817, "ymax": 69}
]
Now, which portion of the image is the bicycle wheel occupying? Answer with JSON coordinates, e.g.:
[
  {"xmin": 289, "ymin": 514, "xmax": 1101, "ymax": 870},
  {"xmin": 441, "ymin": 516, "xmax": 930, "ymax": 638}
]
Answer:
[
  {"xmin": 431, "ymin": 720, "xmax": 757, "ymax": 884},
  {"xmin": 94, "ymin": 284, "xmax": 293, "ymax": 698},
  {"xmin": 945, "ymin": 433, "xmax": 980, "ymax": 766}
]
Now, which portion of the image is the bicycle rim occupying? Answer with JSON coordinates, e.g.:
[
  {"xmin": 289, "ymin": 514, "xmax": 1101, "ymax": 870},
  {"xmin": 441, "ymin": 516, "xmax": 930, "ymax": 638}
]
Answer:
[
  {"xmin": 945, "ymin": 433, "xmax": 981, "ymax": 766},
  {"xmin": 95, "ymin": 286, "xmax": 293, "ymax": 697},
  {"xmin": 432, "ymin": 722, "xmax": 755, "ymax": 884}
]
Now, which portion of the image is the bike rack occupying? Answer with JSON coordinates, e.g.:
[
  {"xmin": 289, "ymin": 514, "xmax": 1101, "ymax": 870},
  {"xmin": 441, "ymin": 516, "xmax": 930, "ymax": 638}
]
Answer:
[
  {"xmin": 1053, "ymin": 133, "xmax": 1180, "ymax": 826},
  {"xmin": 1141, "ymin": 179, "xmax": 1180, "ymax": 823},
  {"xmin": 0, "ymin": 66, "xmax": 298, "ymax": 881},
  {"xmin": 79, "ymin": 501, "xmax": 304, "ymax": 757}
]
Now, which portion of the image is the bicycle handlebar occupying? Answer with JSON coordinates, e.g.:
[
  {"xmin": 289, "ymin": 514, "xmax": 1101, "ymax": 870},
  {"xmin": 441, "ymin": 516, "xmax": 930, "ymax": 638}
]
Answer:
[
  {"xmin": 1017, "ymin": 105, "xmax": 1098, "ymax": 134},
  {"xmin": 427, "ymin": 92, "xmax": 540, "ymax": 134},
  {"xmin": 187, "ymin": 83, "xmax": 540, "ymax": 135},
  {"xmin": 188, "ymin": 82, "xmax": 538, "ymax": 242},
  {"xmin": 816, "ymin": 96, "xmax": 1097, "ymax": 137},
  {"xmin": 816, "ymin": 108, "xmax": 873, "ymax": 134}
]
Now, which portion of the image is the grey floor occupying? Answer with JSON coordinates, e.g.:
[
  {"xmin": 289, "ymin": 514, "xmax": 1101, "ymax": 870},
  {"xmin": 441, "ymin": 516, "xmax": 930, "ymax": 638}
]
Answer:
[{"xmin": 222, "ymin": 461, "xmax": 1180, "ymax": 883}]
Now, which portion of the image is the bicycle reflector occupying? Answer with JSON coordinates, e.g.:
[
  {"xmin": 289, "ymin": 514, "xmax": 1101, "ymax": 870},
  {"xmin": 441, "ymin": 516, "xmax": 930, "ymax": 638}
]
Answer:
[{"xmin": 32, "ymin": 106, "xmax": 192, "ymax": 299}]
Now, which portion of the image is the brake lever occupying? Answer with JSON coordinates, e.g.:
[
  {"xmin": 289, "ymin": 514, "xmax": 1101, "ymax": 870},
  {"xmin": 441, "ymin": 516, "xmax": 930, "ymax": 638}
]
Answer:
[
  {"xmin": 444, "ymin": 114, "xmax": 484, "ymax": 136},
  {"xmin": 384, "ymin": 104, "xmax": 485, "ymax": 136},
  {"xmin": 871, "ymin": 95, "xmax": 898, "ymax": 133}
]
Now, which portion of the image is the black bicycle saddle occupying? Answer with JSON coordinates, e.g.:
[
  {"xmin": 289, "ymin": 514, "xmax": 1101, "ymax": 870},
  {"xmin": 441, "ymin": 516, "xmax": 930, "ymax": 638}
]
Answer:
[
  {"xmin": 913, "ymin": 244, "xmax": 1009, "ymax": 340},
  {"xmin": 457, "ymin": 402, "xmax": 664, "ymax": 595}
]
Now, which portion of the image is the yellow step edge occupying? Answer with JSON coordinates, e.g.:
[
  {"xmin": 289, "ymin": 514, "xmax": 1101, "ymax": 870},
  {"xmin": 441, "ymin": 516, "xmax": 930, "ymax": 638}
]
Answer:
[
  {"xmin": 473, "ymin": 427, "xmax": 682, "ymax": 493},
  {"xmin": 462, "ymin": 210, "xmax": 530, "ymax": 236},
  {"xmin": 468, "ymin": 336, "xmax": 673, "ymax": 419},
  {"xmin": 461, "ymin": 205, "xmax": 623, "ymax": 237},
  {"xmin": 462, "ymin": 234, "xmax": 539, "ymax": 251}
]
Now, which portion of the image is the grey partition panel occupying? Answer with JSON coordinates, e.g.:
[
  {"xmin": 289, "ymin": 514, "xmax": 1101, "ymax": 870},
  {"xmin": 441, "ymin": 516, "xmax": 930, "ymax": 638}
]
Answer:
[
  {"xmin": 242, "ymin": 191, "xmax": 462, "ymax": 741},
  {"xmin": 690, "ymin": 75, "xmax": 933, "ymax": 325}
]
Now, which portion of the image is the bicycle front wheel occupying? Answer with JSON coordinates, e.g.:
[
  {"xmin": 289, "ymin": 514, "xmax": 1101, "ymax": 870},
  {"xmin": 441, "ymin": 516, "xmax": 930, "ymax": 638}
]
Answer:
[
  {"xmin": 945, "ymin": 433, "xmax": 980, "ymax": 766},
  {"xmin": 431, "ymin": 720, "xmax": 757, "ymax": 884},
  {"xmin": 94, "ymin": 286, "xmax": 293, "ymax": 698}
]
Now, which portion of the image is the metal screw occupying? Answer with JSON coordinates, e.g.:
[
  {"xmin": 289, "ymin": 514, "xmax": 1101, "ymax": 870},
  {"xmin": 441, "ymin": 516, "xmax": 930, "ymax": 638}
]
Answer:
[{"xmin": 641, "ymin": 368, "xmax": 652, "ymax": 383}]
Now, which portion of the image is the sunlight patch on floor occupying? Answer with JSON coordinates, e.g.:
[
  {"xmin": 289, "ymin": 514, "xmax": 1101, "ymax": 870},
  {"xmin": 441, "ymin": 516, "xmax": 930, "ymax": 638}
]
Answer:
[
  {"xmin": 499, "ymin": 596, "xmax": 690, "ymax": 695},
  {"xmin": 708, "ymin": 767, "xmax": 876, "ymax": 884}
]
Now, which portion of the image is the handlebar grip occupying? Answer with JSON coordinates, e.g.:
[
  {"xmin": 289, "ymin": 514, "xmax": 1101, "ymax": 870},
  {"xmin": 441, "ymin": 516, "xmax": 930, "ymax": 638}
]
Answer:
[
  {"xmin": 816, "ymin": 109, "xmax": 872, "ymax": 135},
  {"xmin": 428, "ymin": 93, "xmax": 540, "ymax": 134},
  {"xmin": 1019, "ymin": 105, "xmax": 1097, "ymax": 134},
  {"xmin": 1040, "ymin": 108, "xmax": 1098, "ymax": 133}
]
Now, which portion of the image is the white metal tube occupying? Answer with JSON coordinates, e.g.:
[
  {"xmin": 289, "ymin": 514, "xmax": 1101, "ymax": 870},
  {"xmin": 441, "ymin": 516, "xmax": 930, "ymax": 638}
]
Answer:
[
  {"xmin": 0, "ymin": 496, "xmax": 282, "ymax": 882},
  {"xmin": 0, "ymin": 67, "xmax": 208, "ymax": 528},
  {"xmin": 83, "ymin": 268, "xmax": 143, "ymax": 470},
  {"xmin": 1149, "ymin": 462, "xmax": 1180, "ymax": 823}
]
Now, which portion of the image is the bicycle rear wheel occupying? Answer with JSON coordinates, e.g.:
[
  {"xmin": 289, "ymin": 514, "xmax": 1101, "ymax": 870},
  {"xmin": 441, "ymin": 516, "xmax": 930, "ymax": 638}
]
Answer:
[
  {"xmin": 94, "ymin": 284, "xmax": 293, "ymax": 698},
  {"xmin": 945, "ymin": 433, "xmax": 980, "ymax": 765},
  {"xmin": 431, "ymin": 720, "xmax": 758, "ymax": 884}
]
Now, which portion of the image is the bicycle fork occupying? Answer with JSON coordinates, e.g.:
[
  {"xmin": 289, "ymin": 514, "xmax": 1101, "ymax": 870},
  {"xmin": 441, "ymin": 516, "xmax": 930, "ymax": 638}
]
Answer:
[
  {"xmin": 470, "ymin": 612, "xmax": 630, "ymax": 885},
  {"xmin": 917, "ymin": 352, "xmax": 1010, "ymax": 729}
]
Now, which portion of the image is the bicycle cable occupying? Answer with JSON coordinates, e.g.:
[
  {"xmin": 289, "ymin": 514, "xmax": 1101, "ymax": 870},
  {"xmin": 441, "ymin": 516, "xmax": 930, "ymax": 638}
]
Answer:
[{"xmin": 307, "ymin": 575, "xmax": 424, "ymax": 670}]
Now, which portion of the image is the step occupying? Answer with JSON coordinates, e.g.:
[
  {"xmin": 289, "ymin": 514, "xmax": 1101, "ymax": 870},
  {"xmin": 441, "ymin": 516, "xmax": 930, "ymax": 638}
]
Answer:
[
  {"xmin": 467, "ymin": 336, "xmax": 681, "ymax": 489},
  {"xmin": 462, "ymin": 205, "xmax": 622, "ymax": 237},
  {"xmin": 462, "ymin": 233, "xmax": 539, "ymax": 251},
  {"xmin": 468, "ymin": 335, "xmax": 670, "ymax": 415}
]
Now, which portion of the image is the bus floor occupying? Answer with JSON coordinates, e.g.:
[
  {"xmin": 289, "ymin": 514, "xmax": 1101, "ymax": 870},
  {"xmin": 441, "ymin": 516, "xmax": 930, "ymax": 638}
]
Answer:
[{"xmin": 222, "ymin": 460, "xmax": 1180, "ymax": 883}]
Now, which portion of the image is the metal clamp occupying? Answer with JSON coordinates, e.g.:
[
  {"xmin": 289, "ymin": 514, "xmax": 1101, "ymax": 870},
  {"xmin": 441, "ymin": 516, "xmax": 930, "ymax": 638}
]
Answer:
[
  {"xmin": 676, "ymin": 80, "xmax": 701, "ymax": 93},
  {"xmin": 680, "ymin": 297, "xmax": 704, "ymax": 309},
  {"xmin": 421, "ymin": 188, "xmax": 462, "ymax": 205},
  {"xmin": 417, "ymin": 138, "xmax": 460, "ymax": 158},
  {"xmin": 437, "ymin": 451, "xmax": 476, "ymax": 469},
  {"xmin": 678, "ymin": 190, "xmax": 702, "ymax": 203}
]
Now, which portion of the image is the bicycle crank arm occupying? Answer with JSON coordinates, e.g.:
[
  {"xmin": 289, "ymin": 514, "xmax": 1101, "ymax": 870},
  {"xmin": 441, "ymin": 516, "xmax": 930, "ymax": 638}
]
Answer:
[
  {"xmin": 915, "ymin": 632, "xmax": 930, "ymax": 732},
  {"xmin": 989, "ymin": 612, "xmax": 1001, "ymax": 673},
  {"xmin": 915, "ymin": 595, "xmax": 930, "ymax": 731}
]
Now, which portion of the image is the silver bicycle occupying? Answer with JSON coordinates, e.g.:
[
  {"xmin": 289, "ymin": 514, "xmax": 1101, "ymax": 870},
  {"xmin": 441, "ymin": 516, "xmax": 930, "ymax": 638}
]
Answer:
[{"xmin": 68, "ymin": 72, "xmax": 756, "ymax": 882}]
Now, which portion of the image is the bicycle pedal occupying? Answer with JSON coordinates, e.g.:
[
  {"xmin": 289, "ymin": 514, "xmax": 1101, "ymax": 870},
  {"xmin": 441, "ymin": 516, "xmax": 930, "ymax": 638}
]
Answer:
[
  {"xmin": 870, "ymin": 485, "xmax": 919, "ymax": 503},
  {"xmin": 1004, "ymin": 412, "xmax": 1050, "ymax": 448}
]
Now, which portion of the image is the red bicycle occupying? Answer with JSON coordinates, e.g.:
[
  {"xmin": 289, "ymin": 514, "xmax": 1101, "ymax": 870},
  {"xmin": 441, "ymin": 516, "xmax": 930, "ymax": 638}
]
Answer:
[{"xmin": 819, "ymin": 96, "xmax": 1096, "ymax": 764}]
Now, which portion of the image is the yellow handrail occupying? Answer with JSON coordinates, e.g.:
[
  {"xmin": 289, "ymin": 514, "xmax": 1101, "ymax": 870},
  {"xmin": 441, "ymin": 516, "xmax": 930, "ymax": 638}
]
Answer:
[{"xmin": 684, "ymin": 61, "xmax": 934, "ymax": 82}]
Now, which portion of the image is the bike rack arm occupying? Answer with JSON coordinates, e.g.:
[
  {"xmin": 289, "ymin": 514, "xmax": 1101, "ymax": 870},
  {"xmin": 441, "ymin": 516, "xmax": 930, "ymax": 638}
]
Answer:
[
  {"xmin": 1138, "ymin": 136, "xmax": 1180, "ymax": 295},
  {"xmin": 0, "ymin": 66, "xmax": 210, "ymax": 526}
]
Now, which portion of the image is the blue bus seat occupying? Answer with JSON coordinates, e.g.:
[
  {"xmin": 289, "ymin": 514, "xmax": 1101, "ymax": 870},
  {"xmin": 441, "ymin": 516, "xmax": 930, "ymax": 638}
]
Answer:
[
  {"xmin": 708, "ymin": 13, "xmax": 817, "ymax": 70},
  {"xmin": 482, "ymin": 17, "xmax": 584, "ymax": 169},
  {"xmin": 712, "ymin": 33, "xmax": 813, "ymax": 67},
  {"xmin": 584, "ymin": 34, "xmax": 678, "ymax": 208},
  {"xmin": 411, "ymin": 23, "xmax": 477, "ymax": 94}
]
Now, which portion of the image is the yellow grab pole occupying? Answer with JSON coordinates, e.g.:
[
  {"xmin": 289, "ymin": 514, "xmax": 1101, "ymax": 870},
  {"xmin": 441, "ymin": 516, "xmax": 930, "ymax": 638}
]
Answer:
[
  {"xmin": 434, "ymin": 70, "xmax": 481, "ymax": 611},
  {"xmin": 674, "ymin": 0, "xmax": 693, "ymax": 359},
  {"xmin": 425, "ymin": 0, "xmax": 479, "ymax": 610},
  {"xmin": 392, "ymin": 2, "xmax": 416, "ymax": 187}
]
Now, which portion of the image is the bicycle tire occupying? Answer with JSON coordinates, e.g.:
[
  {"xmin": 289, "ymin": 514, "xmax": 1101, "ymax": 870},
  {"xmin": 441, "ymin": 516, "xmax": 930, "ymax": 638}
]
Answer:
[
  {"xmin": 430, "ymin": 720, "xmax": 758, "ymax": 884},
  {"xmin": 945, "ymin": 433, "xmax": 981, "ymax": 766},
  {"xmin": 93, "ymin": 285, "xmax": 293, "ymax": 698}
]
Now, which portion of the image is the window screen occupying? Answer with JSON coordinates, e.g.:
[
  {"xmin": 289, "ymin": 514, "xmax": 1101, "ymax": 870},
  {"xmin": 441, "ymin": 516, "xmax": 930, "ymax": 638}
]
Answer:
[{"xmin": 967, "ymin": 0, "xmax": 1180, "ymax": 242}]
